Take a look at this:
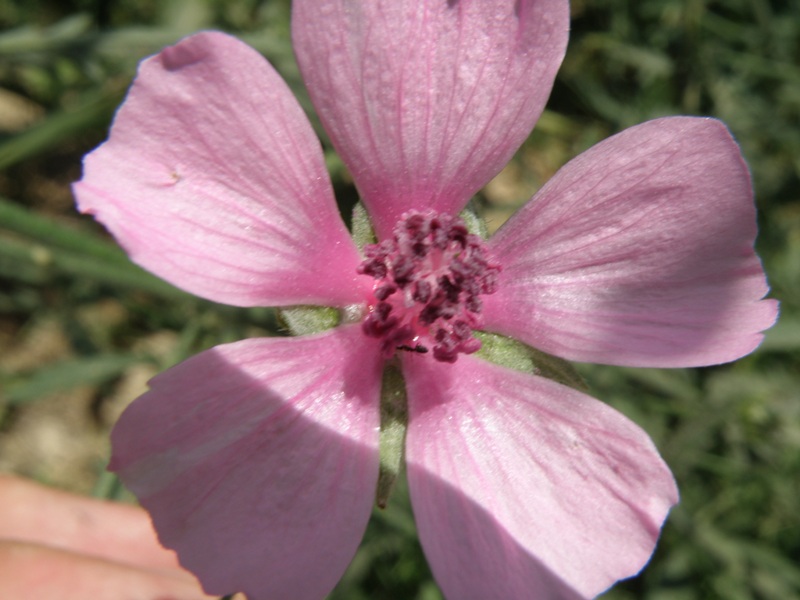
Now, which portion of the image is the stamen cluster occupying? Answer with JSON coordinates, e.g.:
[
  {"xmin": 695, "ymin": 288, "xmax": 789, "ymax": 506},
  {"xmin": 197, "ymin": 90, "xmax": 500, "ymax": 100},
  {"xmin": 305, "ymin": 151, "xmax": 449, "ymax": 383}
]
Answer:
[{"xmin": 358, "ymin": 210, "xmax": 501, "ymax": 362}]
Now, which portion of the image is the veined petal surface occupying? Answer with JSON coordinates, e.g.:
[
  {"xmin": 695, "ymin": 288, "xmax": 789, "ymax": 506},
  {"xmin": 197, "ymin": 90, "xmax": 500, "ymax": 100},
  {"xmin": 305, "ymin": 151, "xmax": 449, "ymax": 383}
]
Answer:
[
  {"xmin": 74, "ymin": 31, "xmax": 367, "ymax": 308},
  {"xmin": 483, "ymin": 117, "xmax": 778, "ymax": 367},
  {"xmin": 109, "ymin": 326, "xmax": 382, "ymax": 600},
  {"xmin": 403, "ymin": 354, "xmax": 678, "ymax": 600},
  {"xmin": 293, "ymin": 0, "xmax": 569, "ymax": 239}
]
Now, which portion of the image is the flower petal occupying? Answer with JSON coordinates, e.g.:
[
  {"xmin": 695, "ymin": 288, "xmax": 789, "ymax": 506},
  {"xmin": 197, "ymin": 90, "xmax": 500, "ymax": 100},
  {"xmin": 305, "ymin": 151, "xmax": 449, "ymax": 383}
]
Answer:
[
  {"xmin": 484, "ymin": 117, "xmax": 778, "ymax": 367},
  {"xmin": 403, "ymin": 354, "xmax": 678, "ymax": 600},
  {"xmin": 109, "ymin": 326, "xmax": 382, "ymax": 600},
  {"xmin": 292, "ymin": 0, "xmax": 569, "ymax": 239},
  {"xmin": 74, "ymin": 32, "xmax": 368, "ymax": 308}
]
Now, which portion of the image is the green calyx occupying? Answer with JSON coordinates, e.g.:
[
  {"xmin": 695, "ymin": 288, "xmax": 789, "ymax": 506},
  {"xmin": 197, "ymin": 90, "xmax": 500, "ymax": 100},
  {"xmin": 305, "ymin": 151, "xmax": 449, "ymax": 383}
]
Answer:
[
  {"xmin": 459, "ymin": 201, "xmax": 490, "ymax": 239},
  {"xmin": 375, "ymin": 363, "xmax": 408, "ymax": 509},
  {"xmin": 278, "ymin": 305, "xmax": 340, "ymax": 336},
  {"xmin": 475, "ymin": 330, "xmax": 588, "ymax": 392},
  {"xmin": 351, "ymin": 201, "xmax": 377, "ymax": 251}
]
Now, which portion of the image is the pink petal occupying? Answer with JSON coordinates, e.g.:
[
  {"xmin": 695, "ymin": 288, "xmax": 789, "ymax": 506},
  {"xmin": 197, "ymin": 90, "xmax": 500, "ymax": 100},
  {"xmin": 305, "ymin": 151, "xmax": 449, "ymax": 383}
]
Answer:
[
  {"xmin": 402, "ymin": 354, "xmax": 678, "ymax": 600},
  {"xmin": 483, "ymin": 117, "xmax": 778, "ymax": 367},
  {"xmin": 74, "ymin": 32, "xmax": 368, "ymax": 308},
  {"xmin": 292, "ymin": 0, "xmax": 569, "ymax": 239},
  {"xmin": 109, "ymin": 326, "xmax": 382, "ymax": 600}
]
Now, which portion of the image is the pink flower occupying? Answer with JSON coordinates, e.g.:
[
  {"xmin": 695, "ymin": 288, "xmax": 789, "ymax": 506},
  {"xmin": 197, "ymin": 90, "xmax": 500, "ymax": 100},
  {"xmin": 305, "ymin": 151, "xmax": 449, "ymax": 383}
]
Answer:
[{"xmin": 73, "ymin": 2, "xmax": 777, "ymax": 599}]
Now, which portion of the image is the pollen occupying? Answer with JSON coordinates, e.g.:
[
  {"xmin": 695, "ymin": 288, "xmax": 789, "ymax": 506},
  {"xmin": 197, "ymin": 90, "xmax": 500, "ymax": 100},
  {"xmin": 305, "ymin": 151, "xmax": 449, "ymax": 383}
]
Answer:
[{"xmin": 357, "ymin": 210, "xmax": 501, "ymax": 363}]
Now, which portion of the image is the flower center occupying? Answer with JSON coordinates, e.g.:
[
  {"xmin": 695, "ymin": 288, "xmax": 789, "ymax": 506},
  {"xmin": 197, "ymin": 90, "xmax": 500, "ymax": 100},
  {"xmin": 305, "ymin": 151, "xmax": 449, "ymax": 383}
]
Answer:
[{"xmin": 357, "ymin": 210, "xmax": 501, "ymax": 363}]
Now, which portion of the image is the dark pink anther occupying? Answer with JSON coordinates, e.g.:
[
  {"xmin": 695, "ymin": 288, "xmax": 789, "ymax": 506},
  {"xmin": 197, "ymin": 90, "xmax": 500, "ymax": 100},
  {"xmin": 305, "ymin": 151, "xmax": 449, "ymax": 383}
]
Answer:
[{"xmin": 357, "ymin": 210, "xmax": 501, "ymax": 362}]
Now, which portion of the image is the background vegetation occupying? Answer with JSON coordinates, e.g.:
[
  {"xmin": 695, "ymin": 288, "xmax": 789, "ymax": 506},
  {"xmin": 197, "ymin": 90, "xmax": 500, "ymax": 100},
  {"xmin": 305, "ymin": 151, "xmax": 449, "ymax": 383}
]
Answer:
[{"xmin": 0, "ymin": 0, "xmax": 797, "ymax": 598}]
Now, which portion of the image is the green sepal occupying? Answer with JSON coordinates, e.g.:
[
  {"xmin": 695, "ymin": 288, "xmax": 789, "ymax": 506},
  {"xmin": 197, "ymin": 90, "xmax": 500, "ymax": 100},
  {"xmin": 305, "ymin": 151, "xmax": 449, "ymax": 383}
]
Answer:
[
  {"xmin": 459, "ymin": 201, "xmax": 490, "ymax": 239},
  {"xmin": 375, "ymin": 363, "xmax": 408, "ymax": 509},
  {"xmin": 351, "ymin": 201, "xmax": 376, "ymax": 251},
  {"xmin": 278, "ymin": 305, "xmax": 340, "ymax": 336},
  {"xmin": 475, "ymin": 330, "xmax": 588, "ymax": 393}
]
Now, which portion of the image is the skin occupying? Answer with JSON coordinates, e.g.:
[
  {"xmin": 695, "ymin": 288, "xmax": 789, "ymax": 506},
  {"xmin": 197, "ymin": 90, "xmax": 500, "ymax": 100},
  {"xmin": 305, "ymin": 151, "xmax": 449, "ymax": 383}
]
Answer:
[{"xmin": 0, "ymin": 475, "xmax": 244, "ymax": 600}]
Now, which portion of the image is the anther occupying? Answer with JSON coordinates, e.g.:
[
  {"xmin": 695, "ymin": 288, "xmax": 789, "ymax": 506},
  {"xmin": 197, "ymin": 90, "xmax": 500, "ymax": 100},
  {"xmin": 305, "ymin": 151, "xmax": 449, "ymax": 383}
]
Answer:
[{"xmin": 357, "ymin": 210, "xmax": 501, "ymax": 363}]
